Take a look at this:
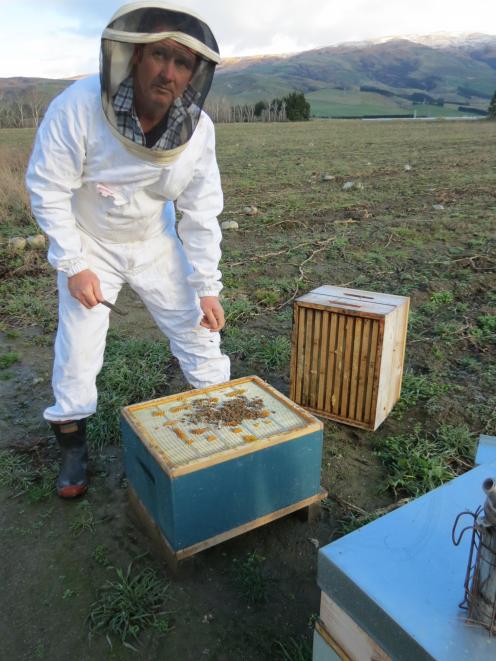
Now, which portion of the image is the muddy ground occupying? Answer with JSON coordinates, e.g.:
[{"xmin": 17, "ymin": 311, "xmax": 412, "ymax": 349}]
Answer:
[
  {"xmin": 1, "ymin": 120, "xmax": 495, "ymax": 660},
  {"xmin": 1, "ymin": 285, "xmax": 390, "ymax": 661}
]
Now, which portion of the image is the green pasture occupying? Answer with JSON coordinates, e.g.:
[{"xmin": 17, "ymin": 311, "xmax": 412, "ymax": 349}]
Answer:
[
  {"xmin": 305, "ymin": 89, "xmax": 485, "ymax": 117},
  {"xmin": 0, "ymin": 118, "xmax": 495, "ymax": 657}
]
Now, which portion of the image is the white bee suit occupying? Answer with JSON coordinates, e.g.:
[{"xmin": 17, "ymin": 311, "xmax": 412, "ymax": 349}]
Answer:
[{"xmin": 26, "ymin": 3, "xmax": 230, "ymax": 423}]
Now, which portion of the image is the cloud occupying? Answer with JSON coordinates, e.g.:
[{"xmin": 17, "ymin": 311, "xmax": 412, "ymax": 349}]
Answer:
[{"xmin": 1, "ymin": 0, "xmax": 495, "ymax": 77}]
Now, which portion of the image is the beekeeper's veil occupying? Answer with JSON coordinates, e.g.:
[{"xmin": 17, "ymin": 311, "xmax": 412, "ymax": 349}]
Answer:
[{"xmin": 101, "ymin": 2, "xmax": 220, "ymax": 164}]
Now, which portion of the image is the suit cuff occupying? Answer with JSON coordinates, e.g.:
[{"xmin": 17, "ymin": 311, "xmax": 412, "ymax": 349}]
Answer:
[{"xmin": 57, "ymin": 257, "xmax": 89, "ymax": 277}]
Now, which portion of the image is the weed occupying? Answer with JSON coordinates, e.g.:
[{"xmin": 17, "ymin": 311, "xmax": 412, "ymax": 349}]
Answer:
[
  {"xmin": 253, "ymin": 335, "xmax": 291, "ymax": 370},
  {"xmin": 222, "ymin": 328, "xmax": 290, "ymax": 370},
  {"xmin": 469, "ymin": 395, "xmax": 496, "ymax": 433},
  {"xmin": 407, "ymin": 309, "xmax": 425, "ymax": 334},
  {"xmin": 222, "ymin": 297, "xmax": 257, "ymax": 325},
  {"xmin": 0, "ymin": 351, "xmax": 20, "ymax": 369},
  {"xmin": 221, "ymin": 326, "xmax": 259, "ymax": 359},
  {"xmin": 87, "ymin": 330, "xmax": 172, "ymax": 449},
  {"xmin": 33, "ymin": 641, "xmax": 46, "ymax": 659},
  {"xmin": 375, "ymin": 423, "xmax": 474, "ymax": 498},
  {"xmin": 434, "ymin": 320, "xmax": 463, "ymax": 341},
  {"xmin": 393, "ymin": 371, "xmax": 449, "ymax": 418},
  {"xmin": 274, "ymin": 307, "xmax": 293, "ymax": 323},
  {"xmin": 0, "ymin": 143, "xmax": 34, "ymax": 233},
  {"xmin": 458, "ymin": 355, "xmax": 480, "ymax": 371},
  {"xmin": 274, "ymin": 636, "xmax": 312, "ymax": 661},
  {"xmin": 422, "ymin": 291, "xmax": 454, "ymax": 314},
  {"xmin": 0, "ymin": 274, "xmax": 56, "ymax": 330},
  {"xmin": 26, "ymin": 474, "xmax": 57, "ymax": 503},
  {"xmin": 469, "ymin": 314, "xmax": 496, "ymax": 348},
  {"xmin": 93, "ymin": 544, "xmax": 111, "ymax": 567},
  {"xmin": 233, "ymin": 551, "xmax": 268, "ymax": 604},
  {"xmin": 307, "ymin": 612, "xmax": 319, "ymax": 628},
  {"xmin": 254, "ymin": 288, "xmax": 281, "ymax": 306},
  {"xmin": 70, "ymin": 500, "xmax": 96, "ymax": 537},
  {"xmin": 431, "ymin": 346, "xmax": 446, "ymax": 362},
  {"xmin": 0, "ymin": 449, "xmax": 56, "ymax": 501},
  {"xmin": 335, "ymin": 510, "xmax": 379, "ymax": 535},
  {"xmin": 88, "ymin": 561, "xmax": 171, "ymax": 650},
  {"xmin": 62, "ymin": 588, "xmax": 76, "ymax": 600}
]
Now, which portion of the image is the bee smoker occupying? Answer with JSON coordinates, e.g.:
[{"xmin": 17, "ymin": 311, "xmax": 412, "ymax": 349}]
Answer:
[{"xmin": 453, "ymin": 477, "xmax": 496, "ymax": 633}]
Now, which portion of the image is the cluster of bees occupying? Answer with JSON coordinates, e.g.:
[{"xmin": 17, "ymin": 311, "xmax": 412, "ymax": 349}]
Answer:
[{"xmin": 151, "ymin": 389, "xmax": 274, "ymax": 447}]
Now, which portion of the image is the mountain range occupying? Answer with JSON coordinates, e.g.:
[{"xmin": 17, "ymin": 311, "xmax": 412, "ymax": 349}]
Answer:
[
  {"xmin": 1, "ymin": 32, "xmax": 495, "ymax": 119},
  {"xmin": 212, "ymin": 32, "xmax": 496, "ymax": 117}
]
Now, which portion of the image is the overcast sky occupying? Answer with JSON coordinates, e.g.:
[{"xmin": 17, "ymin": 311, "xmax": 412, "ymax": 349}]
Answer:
[{"xmin": 2, "ymin": 0, "xmax": 495, "ymax": 78}]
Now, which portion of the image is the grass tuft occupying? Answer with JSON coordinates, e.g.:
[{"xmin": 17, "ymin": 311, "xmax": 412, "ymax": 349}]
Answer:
[
  {"xmin": 393, "ymin": 371, "xmax": 449, "ymax": 418},
  {"xmin": 0, "ymin": 351, "xmax": 21, "ymax": 369},
  {"xmin": 233, "ymin": 551, "xmax": 269, "ymax": 604},
  {"xmin": 375, "ymin": 423, "xmax": 474, "ymax": 498},
  {"xmin": 87, "ymin": 331, "xmax": 172, "ymax": 449},
  {"xmin": 0, "ymin": 449, "xmax": 56, "ymax": 502},
  {"xmin": 70, "ymin": 500, "xmax": 96, "ymax": 537},
  {"xmin": 88, "ymin": 561, "xmax": 171, "ymax": 650},
  {"xmin": 274, "ymin": 636, "xmax": 312, "ymax": 661},
  {"xmin": 222, "ymin": 328, "xmax": 290, "ymax": 371}
]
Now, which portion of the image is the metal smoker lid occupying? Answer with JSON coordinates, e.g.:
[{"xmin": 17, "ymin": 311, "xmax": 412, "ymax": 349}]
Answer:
[{"xmin": 122, "ymin": 376, "xmax": 322, "ymax": 477}]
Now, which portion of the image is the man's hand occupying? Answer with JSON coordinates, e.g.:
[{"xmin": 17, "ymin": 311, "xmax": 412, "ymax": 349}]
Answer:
[
  {"xmin": 199, "ymin": 296, "xmax": 225, "ymax": 332},
  {"xmin": 68, "ymin": 269, "xmax": 104, "ymax": 309}
]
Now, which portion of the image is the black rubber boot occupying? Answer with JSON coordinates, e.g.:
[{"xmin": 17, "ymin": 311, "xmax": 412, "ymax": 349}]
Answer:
[{"xmin": 50, "ymin": 420, "xmax": 89, "ymax": 499}]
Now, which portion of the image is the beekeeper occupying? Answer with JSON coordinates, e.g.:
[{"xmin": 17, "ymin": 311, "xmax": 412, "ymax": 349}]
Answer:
[{"xmin": 26, "ymin": 2, "xmax": 230, "ymax": 498}]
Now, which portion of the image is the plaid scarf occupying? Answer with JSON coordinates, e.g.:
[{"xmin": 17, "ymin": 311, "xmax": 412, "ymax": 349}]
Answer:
[{"xmin": 112, "ymin": 76, "xmax": 200, "ymax": 150}]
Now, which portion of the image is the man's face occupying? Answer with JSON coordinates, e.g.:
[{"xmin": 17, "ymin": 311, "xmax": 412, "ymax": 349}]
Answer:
[{"xmin": 133, "ymin": 39, "xmax": 197, "ymax": 116}]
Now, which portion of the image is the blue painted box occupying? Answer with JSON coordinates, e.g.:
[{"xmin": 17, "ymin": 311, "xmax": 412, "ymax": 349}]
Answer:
[
  {"xmin": 121, "ymin": 376, "xmax": 324, "ymax": 560},
  {"xmin": 316, "ymin": 461, "xmax": 496, "ymax": 661}
]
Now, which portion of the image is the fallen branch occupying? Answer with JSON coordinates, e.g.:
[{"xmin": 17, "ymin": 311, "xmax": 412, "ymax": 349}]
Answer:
[
  {"xmin": 327, "ymin": 494, "xmax": 368, "ymax": 516},
  {"xmin": 277, "ymin": 236, "xmax": 337, "ymax": 308},
  {"xmin": 226, "ymin": 238, "xmax": 320, "ymax": 268},
  {"xmin": 252, "ymin": 218, "xmax": 309, "ymax": 231},
  {"xmin": 327, "ymin": 493, "xmax": 411, "ymax": 519},
  {"xmin": 428, "ymin": 254, "xmax": 485, "ymax": 265}
]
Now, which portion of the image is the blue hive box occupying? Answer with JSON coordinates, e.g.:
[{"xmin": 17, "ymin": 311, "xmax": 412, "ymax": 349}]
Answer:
[
  {"xmin": 314, "ymin": 460, "xmax": 496, "ymax": 661},
  {"xmin": 121, "ymin": 376, "xmax": 325, "ymax": 564}
]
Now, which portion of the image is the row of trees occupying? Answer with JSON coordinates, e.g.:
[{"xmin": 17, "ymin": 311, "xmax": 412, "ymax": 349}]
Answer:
[
  {"xmin": 205, "ymin": 91, "xmax": 310, "ymax": 123},
  {"xmin": 2, "ymin": 86, "xmax": 494, "ymax": 126},
  {"xmin": 2, "ymin": 88, "xmax": 311, "ymax": 128},
  {"xmin": 0, "ymin": 88, "xmax": 51, "ymax": 128},
  {"xmin": 488, "ymin": 90, "xmax": 496, "ymax": 120}
]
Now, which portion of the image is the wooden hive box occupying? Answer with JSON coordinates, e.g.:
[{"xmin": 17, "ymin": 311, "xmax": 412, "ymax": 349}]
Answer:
[
  {"xmin": 314, "ymin": 460, "xmax": 496, "ymax": 661},
  {"xmin": 121, "ymin": 376, "xmax": 326, "ymax": 565},
  {"xmin": 290, "ymin": 286, "xmax": 409, "ymax": 430}
]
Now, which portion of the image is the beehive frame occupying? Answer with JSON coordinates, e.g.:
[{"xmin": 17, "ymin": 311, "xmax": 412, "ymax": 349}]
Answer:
[
  {"xmin": 290, "ymin": 286, "xmax": 409, "ymax": 430},
  {"xmin": 122, "ymin": 375, "xmax": 322, "ymax": 477}
]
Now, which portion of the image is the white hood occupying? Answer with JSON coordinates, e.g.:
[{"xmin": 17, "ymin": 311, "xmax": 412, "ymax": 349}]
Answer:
[{"xmin": 100, "ymin": 1, "xmax": 220, "ymax": 164}]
